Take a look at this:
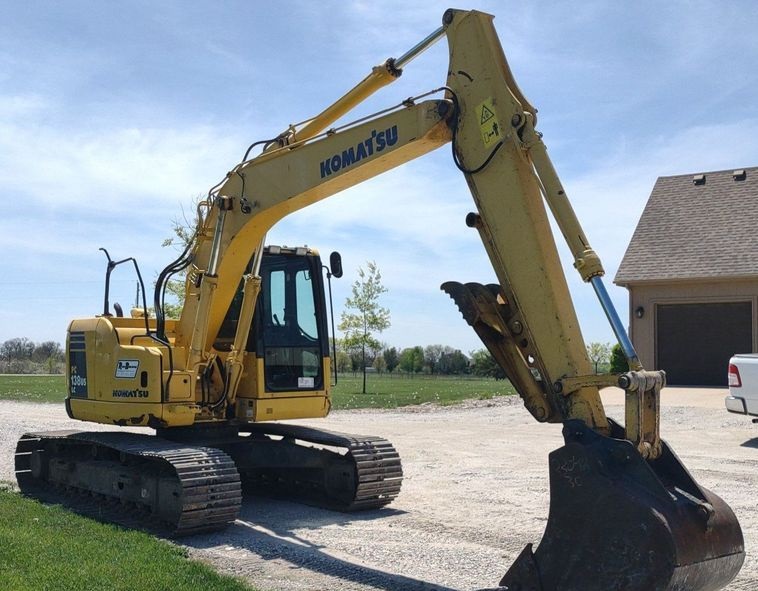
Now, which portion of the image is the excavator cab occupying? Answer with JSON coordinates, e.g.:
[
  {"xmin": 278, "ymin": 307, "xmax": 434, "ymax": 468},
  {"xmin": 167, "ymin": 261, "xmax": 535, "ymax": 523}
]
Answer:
[{"xmin": 214, "ymin": 246, "xmax": 334, "ymax": 421}]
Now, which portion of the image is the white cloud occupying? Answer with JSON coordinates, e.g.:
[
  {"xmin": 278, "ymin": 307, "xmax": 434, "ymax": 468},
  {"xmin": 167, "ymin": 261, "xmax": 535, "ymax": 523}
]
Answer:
[
  {"xmin": 3, "ymin": 1, "xmax": 758, "ymax": 355},
  {"xmin": 0, "ymin": 93, "xmax": 50, "ymax": 118},
  {"xmin": 0, "ymin": 118, "xmax": 243, "ymax": 214}
]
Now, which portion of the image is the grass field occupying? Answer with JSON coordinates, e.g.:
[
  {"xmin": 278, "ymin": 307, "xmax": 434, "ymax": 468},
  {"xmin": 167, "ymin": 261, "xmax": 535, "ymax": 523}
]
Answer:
[
  {"xmin": 0, "ymin": 374, "xmax": 66, "ymax": 403},
  {"xmin": 0, "ymin": 373, "xmax": 515, "ymax": 408},
  {"xmin": 330, "ymin": 374, "xmax": 514, "ymax": 409},
  {"xmin": 0, "ymin": 487, "xmax": 252, "ymax": 591}
]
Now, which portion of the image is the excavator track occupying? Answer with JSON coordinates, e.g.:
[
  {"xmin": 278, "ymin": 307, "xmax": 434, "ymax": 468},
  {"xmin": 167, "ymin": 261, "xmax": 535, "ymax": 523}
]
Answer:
[
  {"xmin": 14, "ymin": 431, "xmax": 242, "ymax": 536},
  {"xmin": 159, "ymin": 422, "xmax": 404, "ymax": 512},
  {"xmin": 235, "ymin": 423, "xmax": 403, "ymax": 511}
]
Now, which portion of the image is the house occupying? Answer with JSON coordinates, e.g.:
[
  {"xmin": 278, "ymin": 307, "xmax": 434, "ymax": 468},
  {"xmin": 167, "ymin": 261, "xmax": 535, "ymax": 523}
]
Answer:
[{"xmin": 614, "ymin": 167, "xmax": 758, "ymax": 386}]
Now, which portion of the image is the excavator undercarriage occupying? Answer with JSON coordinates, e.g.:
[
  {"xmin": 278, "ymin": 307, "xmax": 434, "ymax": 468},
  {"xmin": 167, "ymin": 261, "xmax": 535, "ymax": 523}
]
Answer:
[{"xmin": 15, "ymin": 424, "xmax": 402, "ymax": 535}]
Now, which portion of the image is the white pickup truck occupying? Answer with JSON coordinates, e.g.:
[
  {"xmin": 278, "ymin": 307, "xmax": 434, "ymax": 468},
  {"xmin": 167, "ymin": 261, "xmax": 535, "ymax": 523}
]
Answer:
[{"xmin": 726, "ymin": 354, "xmax": 758, "ymax": 419}]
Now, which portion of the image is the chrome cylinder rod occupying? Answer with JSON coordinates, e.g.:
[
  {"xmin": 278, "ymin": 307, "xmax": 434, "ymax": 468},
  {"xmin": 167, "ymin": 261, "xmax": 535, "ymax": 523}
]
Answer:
[
  {"xmin": 590, "ymin": 276, "xmax": 641, "ymax": 370},
  {"xmin": 250, "ymin": 236, "xmax": 266, "ymax": 277},
  {"xmin": 207, "ymin": 205, "xmax": 228, "ymax": 277},
  {"xmin": 394, "ymin": 26, "xmax": 445, "ymax": 69}
]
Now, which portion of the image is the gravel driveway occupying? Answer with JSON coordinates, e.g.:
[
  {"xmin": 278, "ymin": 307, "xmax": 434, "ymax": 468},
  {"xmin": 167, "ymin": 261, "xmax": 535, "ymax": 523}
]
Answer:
[{"xmin": 1, "ymin": 388, "xmax": 755, "ymax": 591}]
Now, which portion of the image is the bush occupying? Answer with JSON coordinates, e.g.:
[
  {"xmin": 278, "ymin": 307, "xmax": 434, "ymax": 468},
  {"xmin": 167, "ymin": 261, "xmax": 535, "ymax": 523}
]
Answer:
[{"xmin": 609, "ymin": 343, "xmax": 629, "ymax": 373}]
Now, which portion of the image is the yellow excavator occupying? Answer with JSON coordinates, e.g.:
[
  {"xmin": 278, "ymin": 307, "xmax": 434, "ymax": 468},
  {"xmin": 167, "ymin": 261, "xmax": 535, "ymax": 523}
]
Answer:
[{"xmin": 15, "ymin": 9, "xmax": 744, "ymax": 590}]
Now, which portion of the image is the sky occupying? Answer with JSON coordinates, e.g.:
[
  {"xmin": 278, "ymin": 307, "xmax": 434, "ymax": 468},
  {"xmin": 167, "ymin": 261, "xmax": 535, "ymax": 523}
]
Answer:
[{"xmin": 2, "ymin": 1, "xmax": 758, "ymax": 355}]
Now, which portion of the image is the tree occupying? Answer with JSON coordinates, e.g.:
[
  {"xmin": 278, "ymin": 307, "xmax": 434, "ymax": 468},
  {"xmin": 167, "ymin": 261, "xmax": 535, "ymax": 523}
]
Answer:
[
  {"xmin": 470, "ymin": 348, "xmax": 505, "ymax": 379},
  {"xmin": 335, "ymin": 349, "xmax": 352, "ymax": 374},
  {"xmin": 399, "ymin": 346, "xmax": 424, "ymax": 374},
  {"xmin": 373, "ymin": 355, "xmax": 387, "ymax": 374},
  {"xmin": 0, "ymin": 338, "xmax": 64, "ymax": 374},
  {"xmin": 1, "ymin": 337, "xmax": 34, "ymax": 364},
  {"xmin": 586, "ymin": 342, "xmax": 612, "ymax": 373},
  {"xmin": 383, "ymin": 346, "xmax": 399, "ymax": 373},
  {"xmin": 338, "ymin": 261, "xmax": 391, "ymax": 393},
  {"xmin": 160, "ymin": 198, "xmax": 202, "ymax": 318},
  {"xmin": 424, "ymin": 344, "xmax": 445, "ymax": 374},
  {"xmin": 32, "ymin": 341, "xmax": 63, "ymax": 364},
  {"xmin": 33, "ymin": 341, "xmax": 64, "ymax": 375},
  {"xmin": 439, "ymin": 349, "xmax": 469, "ymax": 375},
  {"xmin": 610, "ymin": 343, "xmax": 630, "ymax": 373}
]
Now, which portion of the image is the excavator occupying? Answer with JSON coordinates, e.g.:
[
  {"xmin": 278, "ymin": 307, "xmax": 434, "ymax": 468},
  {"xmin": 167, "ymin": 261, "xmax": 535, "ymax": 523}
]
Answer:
[{"xmin": 14, "ymin": 9, "xmax": 744, "ymax": 591}]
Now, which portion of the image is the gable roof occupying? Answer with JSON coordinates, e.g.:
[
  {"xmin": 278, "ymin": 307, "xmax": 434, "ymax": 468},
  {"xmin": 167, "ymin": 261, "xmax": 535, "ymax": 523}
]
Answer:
[{"xmin": 614, "ymin": 166, "xmax": 758, "ymax": 285}]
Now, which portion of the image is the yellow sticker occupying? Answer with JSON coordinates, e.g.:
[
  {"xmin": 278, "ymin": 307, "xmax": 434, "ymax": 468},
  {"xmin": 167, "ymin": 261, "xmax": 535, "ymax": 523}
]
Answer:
[{"xmin": 477, "ymin": 98, "xmax": 501, "ymax": 147}]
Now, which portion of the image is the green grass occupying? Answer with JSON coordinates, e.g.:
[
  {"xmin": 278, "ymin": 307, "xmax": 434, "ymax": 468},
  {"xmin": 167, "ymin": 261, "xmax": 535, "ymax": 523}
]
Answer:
[
  {"xmin": 331, "ymin": 374, "xmax": 515, "ymax": 409},
  {"xmin": 0, "ymin": 374, "xmax": 65, "ymax": 403},
  {"xmin": 0, "ymin": 488, "xmax": 253, "ymax": 591},
  {"xmin": 0, "ymin": 373, "xmax": 515, "ymax": 409}
]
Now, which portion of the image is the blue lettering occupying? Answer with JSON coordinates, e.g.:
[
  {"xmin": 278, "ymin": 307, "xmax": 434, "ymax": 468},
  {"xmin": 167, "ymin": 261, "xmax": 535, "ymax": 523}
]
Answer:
[
  {"xmin": 356, "ymin": 141, "xmax": 367, "ymax": 160},
  {"xmin": 319, "ymin": 126, "xmax": 400, "ymax": 177},
  {"xmin": 386, "ymin": 125, "xmax": 398, "ymax": 147},
  {"xmin": 341, "ymin": 147, "xmax": 356, "ymax": 168}
]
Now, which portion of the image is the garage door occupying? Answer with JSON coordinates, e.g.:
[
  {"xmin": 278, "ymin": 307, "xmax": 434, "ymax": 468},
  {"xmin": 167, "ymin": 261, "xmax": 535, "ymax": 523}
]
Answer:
[{"xmin": 656, "ymin": 301, "xmax": 752, "ymax": 386}]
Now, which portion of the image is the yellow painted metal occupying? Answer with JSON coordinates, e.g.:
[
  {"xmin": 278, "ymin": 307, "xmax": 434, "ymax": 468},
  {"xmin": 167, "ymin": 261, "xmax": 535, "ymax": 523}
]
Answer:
[
  {"xmin": 66, "ymin": 317, "xmax": 200, "ymax": 427},
  {"xmin": 623, "ymin": 370, "xmax": 664, "ymax": 459},
  {"xmin": 166, "ymin": 371, "xmax": 194, "ymax": 401},
  {"xmin": 234, "ymin": 353, "xmax": 260, "ymax": 399},
  {"xmin": 443, "ymin": 9, "xmax": 608, "ymax": 430},
  {"xmin": 176, "ymin": 100, "xmax": 452, "ymax": 363},
  {"xmin": 186, "ymin": 267, "xmax": 218, "ymax": 372},
  {"xmin": 234, "ymin": 357, "xmax": 331, "ymax": 400},
  {"xmin": 243, "ymin": 395, "xmax": 330, "ymax": 422},
  {"xmin": 232, "ymin": 357, "xmax": 332, "ymax": 422},
  {"xmin": 68, "ymin": 399, "xmax": 197, "ymax": 427},
  {"xmin": 521, "ymin": 122, "xmax": 605, "ymax": 283},
  {"xmin": 224, "ymin": 273, "xmax": 262, "ymax": 406},
  {"xmin": 288, "ymin": 61, "xmax": 401, "ymax": 146},
  {"xmin": 557, "ymin": 374, "xmax": 621, "ymax": 395},
  {"xmin": 68, "ymin": 318, "xmax": 162, "ymax": 404}
]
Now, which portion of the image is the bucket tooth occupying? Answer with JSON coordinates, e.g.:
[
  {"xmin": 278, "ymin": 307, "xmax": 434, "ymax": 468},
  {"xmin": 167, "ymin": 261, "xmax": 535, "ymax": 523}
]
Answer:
[{"xmin": 498, "ymin": 419, "xmax": 744, "ymax": 591}]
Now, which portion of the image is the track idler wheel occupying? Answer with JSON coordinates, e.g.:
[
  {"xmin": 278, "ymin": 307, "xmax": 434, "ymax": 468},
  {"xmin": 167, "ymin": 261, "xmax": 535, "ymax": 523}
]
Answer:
[{"xmin": 496, "ymin": 419, "xmax": 744, "ymax": 591}]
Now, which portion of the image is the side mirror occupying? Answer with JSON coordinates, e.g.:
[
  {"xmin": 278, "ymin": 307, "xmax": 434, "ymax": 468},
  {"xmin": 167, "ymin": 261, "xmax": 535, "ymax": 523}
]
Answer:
[{"xmin": 329, "ymin": 251, "xmax": 343, "ymax": 278}]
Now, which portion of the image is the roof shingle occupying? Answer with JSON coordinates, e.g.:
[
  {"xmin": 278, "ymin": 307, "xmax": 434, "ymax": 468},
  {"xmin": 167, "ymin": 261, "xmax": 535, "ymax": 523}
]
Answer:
[{"xmin": 614, "ymin": 166, "xmax": 758, "ymax": 285}]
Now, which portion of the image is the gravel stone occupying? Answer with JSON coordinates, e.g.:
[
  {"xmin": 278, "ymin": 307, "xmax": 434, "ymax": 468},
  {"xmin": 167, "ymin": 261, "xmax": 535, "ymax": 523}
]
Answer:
[{"xmin": 0, "ymin": 388, "xmax": 755, "ymax": 590}]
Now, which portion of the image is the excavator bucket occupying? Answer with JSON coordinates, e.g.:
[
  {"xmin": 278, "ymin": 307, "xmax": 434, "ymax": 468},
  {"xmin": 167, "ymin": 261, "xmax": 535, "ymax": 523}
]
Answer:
[
  {"xmin": 495, "ymin": 419, "xmax": 744, "ymax": 591},
  {"xmin": 444, "ymin": 281, "xmax": 743, "ymax": 590}
]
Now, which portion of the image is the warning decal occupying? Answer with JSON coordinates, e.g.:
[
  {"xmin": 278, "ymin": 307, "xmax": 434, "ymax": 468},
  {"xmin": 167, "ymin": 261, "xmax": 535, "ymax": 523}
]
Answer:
[
  {"xmin": 480, "ymin": 104, "xmax": 495, "ymax": 124},
  {"xmin": 477, "ymin": 98, "xmax": 501, "ymax": 147}
]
